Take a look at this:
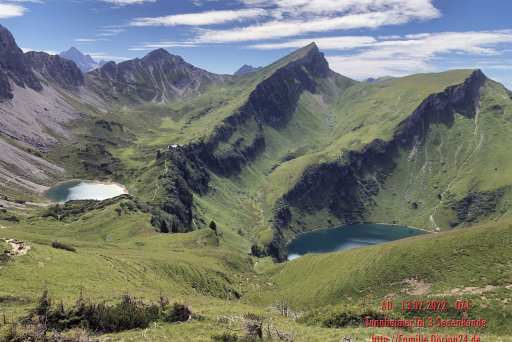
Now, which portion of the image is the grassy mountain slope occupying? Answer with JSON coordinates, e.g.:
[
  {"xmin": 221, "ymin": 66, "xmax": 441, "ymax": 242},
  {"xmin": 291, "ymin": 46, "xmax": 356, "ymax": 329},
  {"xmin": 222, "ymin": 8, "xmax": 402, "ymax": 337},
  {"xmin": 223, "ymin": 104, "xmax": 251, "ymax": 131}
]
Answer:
[
  {"xmin": 2, "ymin": 198, "xmax": 512, "ymax": 340},
  {"xmin": 262, "ymin": 70, "xmax": 477, "ymax": 215},
  {"xmin": 3, "ymin": 36, "xmax": 512, "ymax": 340},
  {"xmin": 255, "ymin": 217, "xmax": 512, "ymax": 309},
  {"xmin": 50, "ymin": 50, "xmax": 512, "ymax": 259},
  {"xmin": 0, "ymin": 197, "xmax": 252, "ymax": 311},
  {"xmin": 370, "ymin": 78, "xmax": 512, "ymax": 229}
]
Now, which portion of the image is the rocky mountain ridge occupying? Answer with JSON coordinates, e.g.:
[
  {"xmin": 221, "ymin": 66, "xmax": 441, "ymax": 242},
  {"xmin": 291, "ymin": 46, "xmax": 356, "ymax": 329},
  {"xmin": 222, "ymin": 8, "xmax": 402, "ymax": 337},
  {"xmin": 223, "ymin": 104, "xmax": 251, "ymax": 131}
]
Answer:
[
  {"xmin": 0, "ymin": 25, "xmax": 42, "ymax": 100},
  {"xmin": 25, "ymin": 51, "xmax": 84, "ymax": 90},
  {"xmin": 147, "ymin": 43, "xmax": 337, "ymax": 232},
  {"xmin": 86, "ymin": 48, "xmax": 229, "ymax": 104}
]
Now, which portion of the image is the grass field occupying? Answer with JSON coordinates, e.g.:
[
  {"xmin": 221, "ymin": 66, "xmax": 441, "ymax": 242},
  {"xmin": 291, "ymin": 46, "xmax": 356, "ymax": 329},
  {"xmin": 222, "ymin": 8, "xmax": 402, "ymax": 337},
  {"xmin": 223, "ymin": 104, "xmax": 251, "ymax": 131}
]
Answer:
[{"xmin": 2, "ymin": 201, "xmax": 512, "ymax": 340}]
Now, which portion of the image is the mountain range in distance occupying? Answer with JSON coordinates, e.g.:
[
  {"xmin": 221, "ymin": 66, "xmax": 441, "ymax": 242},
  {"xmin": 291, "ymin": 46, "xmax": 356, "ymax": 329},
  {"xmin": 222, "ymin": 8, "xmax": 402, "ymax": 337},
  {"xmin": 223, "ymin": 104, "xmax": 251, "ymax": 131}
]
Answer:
[
  {"xmin": 58, "ymin": 46, "xmax": 259, "ymax": 76},
  {"xmin": 58, "ymin": 47, "xmax": 105, "ymax": 73}
]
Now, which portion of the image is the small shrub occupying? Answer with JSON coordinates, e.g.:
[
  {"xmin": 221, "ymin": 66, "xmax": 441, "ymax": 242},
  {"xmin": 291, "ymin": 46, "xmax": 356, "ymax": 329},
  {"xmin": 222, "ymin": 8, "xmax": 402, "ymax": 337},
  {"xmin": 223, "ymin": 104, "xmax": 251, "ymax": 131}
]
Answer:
[
  {"xmin": 211, "ymin": 332, "xmax": 239, "ymax": 341},
  {"xmin": 51, "ymin": 241, "xmax": 76, "ymax": 252},
  {"xmin": 300, "ymin": 306, "xmax": 385, "ymax": 328},
  {"xmin": 243, "ymin": 313, "xmax": 263, "ymax": 339},
  {"xmin": 18, "ymin": 290, "xmax": 193, "ymax": 336},
  {"xmin": 209, "ymin": 220, "xmax": 218, "ymax": 234},
  {"xmin": 250, "ymin": 244, "xmax": 267, "ymax": 258},
  {"xmin": 165, "ymin": 303, "xmax": 192, "ymax": 323}
]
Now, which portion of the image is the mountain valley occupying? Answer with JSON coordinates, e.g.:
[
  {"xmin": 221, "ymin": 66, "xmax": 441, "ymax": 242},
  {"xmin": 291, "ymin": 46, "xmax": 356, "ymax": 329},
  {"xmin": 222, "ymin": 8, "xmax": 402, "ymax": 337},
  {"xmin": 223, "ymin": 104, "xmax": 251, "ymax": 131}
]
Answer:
[{"xmin": 1, "ymin": 23, "xmax": 512, "ymax": 341}]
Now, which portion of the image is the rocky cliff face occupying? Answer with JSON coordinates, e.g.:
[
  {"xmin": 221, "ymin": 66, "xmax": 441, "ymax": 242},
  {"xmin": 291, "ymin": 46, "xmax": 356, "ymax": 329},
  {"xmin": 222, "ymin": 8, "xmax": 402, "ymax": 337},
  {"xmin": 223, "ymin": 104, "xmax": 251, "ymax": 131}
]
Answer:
[
  {"xmin": 247, "ymin": 44, "xmax": 331, "ymax": 128},
  {"xmin": 0, "ymin": 25, "xmax": 42, "ymax": 100},
  {"xmin": 268, "ymin": 70, "xmax": 487, "ymax": 261},
  {"xmin": 25, "ymin": 51, "xmax": 84, "ymax": 90},
  {"xmin": 86, "ymin": 48, "xmax": 228, "ymax": 103},
  {"xmin": 151, "ymin": 145, "xmax": 210, "ymax": 233}
]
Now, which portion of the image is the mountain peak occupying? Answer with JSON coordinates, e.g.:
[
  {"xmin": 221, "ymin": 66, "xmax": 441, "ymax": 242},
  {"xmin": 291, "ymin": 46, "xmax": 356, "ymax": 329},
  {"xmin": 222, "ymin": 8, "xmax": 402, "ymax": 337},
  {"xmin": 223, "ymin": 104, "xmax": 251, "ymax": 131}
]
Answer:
[
  {"xmin": 234, "ymin": 64, "xmax": 261, "ymax": 76},
  {"xmin": 0, "ymin": 24, "xmax": 20, "ymax": 51},
  {"xmin": 280, "ymin": 42, "xmax": 330, "ymax": 78},
  {"xmin": 0, "ymin": 25, "xmax": 42, "ymax": 99},
  {"xmin": 87, "ymin": 48, "xmax": 226, "ymax": 103},
  {"xmin": 66, "ymin": 47, "xmax": 81, "ymax": 53},
  {"xmin": 59, "ymin": 47, "xmax": 98, "ymax": 73},
  {"xmin": 304, "ymin": 42, "xmax": 319, "ymax": 50},
  {"xmin": 142, "ymin": 48, "xmax": 175, "ymax": 62}
]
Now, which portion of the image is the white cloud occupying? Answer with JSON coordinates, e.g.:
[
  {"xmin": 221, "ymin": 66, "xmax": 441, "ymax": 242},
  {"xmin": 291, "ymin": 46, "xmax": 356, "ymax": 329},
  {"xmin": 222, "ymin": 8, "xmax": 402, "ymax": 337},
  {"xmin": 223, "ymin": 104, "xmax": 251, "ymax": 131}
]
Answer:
[
  {"xmin": 323, "ymin": 30, "xmax": 512, "ymax": 80},
  {"xmin": 192, "ymin": 0, "xmax": 439, "ymax": 43},
  {"xmin": 128, "ymin": 0, "xmax": 439, "ymax": 43},
  {"xmin": 0, "ymin": 3, "xmax": 26, "ymax": 18},
  {"xmin": 100, "ymin": 0, "xmax": 155, "ymax": 5},
  {"xmin": 250, "ymin": 36, "xmax": 376, "ymax": 50},
  {"xmin": 75, "ymin": 38, "xmax": 110, "ymax": 43},
  {"xmin": 7, "ymin": 0, "xmax": 43, "ymax": 3},
  {"xmin": 328, "ymin": 55, "xmax": 431, "ymax": 79},
  {"xmin": 98, "ymin": 27, "xmax": 125, "ymax": 37},
  {"xmin": 86, "ymin": 52, "xmax": 129, "ymax": 62},
  {"xmin": 242, "ymin": 0, "xmax": 439, "ymax": 17},
  {"xmin": 129, "ymin": 41, "xmax": 199, "ymax": 51},
  {"xmin": 130, "ymin": 8, "xmax": 267, "ymax": 26}
]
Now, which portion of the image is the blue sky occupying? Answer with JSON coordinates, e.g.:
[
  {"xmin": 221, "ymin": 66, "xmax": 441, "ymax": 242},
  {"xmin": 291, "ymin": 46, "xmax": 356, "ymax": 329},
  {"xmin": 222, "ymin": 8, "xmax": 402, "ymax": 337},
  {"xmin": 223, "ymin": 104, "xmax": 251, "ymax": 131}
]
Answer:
[{"xmin": 1, "ymin": 0, "xmax": 512, "ymax": 88}]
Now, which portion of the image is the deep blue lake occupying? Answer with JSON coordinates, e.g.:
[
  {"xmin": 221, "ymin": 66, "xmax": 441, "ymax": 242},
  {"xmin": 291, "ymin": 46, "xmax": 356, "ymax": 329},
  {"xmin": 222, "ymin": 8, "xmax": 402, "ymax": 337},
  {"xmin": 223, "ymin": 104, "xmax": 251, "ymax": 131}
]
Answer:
[{"xmin": 287, "ymin": 223, "xmax": 425, "ymax": 260}]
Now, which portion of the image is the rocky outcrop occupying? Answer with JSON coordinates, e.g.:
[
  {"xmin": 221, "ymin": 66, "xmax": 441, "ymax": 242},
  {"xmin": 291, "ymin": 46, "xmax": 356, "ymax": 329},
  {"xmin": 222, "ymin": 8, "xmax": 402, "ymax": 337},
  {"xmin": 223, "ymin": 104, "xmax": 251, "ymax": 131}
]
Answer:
[
  {"xmin": 268, "ymin": 70, "xmax": 487, "ymax": 261},
  {"xmin": 450, "ymin": 187, "xmax": 508, "ymax": 226},
  {"xmin": 151, "ymin": 146, "xmax": 210, "ymax": 233},
  {"xmin": 25, "ymin": 51, "xmax": 84, "ymax": 90},
  {"xmin": 0, "ymin": 25, "xmax": 42, "ymax": 100},
  {"xmin": 85, "ymin": 48, "xmax": 228, "ymax": 103},
  {"xmin": 77, "ymin": 143, "xmax": 120, "ymax": 176}
]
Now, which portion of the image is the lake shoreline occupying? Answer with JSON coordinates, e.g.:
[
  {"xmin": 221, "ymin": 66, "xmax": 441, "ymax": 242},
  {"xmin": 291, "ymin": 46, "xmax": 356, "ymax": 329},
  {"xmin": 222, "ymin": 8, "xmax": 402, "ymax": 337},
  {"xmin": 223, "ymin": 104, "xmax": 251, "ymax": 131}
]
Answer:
[
  {"xmin": 289, "ymin": 221, "xmax": 431, "ymax": 241},
  {"xmin": 44, "ymin": 179, "xmax": 129, "ymax": 203},
  {"xmin": 286, "ymin": 223, "xmax": 428, "ymax": 261}
]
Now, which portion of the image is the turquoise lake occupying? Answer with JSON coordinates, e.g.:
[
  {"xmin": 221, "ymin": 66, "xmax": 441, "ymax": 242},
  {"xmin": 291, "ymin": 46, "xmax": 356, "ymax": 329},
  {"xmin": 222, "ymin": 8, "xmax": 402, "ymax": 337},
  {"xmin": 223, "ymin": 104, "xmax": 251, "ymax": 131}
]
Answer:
[{"xmin": 46, "ymin": 180, "xmax": 128, "ymax": 203}]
